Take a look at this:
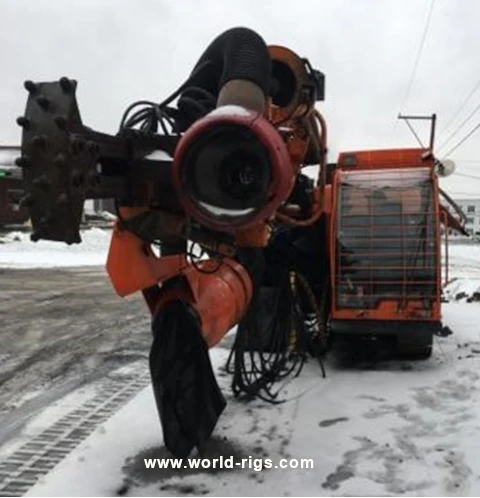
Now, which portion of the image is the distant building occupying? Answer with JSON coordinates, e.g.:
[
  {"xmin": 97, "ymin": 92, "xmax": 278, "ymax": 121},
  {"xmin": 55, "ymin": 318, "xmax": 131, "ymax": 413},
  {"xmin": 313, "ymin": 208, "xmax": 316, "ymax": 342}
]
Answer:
[
  {"xmin": 0, "ymin": 145, "xmax": 115, "ymax": 223},
  {"xmin": 94, "ymin": 198, "xmax": 115, "ymax": 215},
  {"xmin": 453, "ymin": 198, "xmax": 480, "ymax": 236},
  {"xmin": 0, "ymin": 145, "xmax": 28, "ymax": 225},
  {"xmin": 0, "ymin": 146, "xmax": 20, "ymax": 174}
]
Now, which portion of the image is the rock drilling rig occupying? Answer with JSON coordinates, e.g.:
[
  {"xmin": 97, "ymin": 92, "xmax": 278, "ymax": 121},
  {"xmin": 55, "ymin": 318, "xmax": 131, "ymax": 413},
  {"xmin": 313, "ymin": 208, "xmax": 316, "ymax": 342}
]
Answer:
[{"xmin": 12, "ymin": 27, "xmax": 464, "ymax": 457}]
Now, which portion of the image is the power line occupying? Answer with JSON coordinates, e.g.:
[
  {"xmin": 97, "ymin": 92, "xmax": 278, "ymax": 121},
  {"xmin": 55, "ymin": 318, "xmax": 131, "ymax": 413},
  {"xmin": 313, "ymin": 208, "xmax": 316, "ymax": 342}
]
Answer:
[
  {"xmin": 397, "ymin": 0, "xmax": 436, "ymax": 114},
  {"xmin": 454, "ymin": 172, "xmax": 480, "ymax": 180},
  {"xmin": 447, "ymin": 192, "xmax": 480, "ymax": 196},
  {"xmin": 442, "ymin": 121, "xmax": 480, "ymax": 158},
  {"xmin": 437, "ymin": 99, "xmax": 480, "ymax": 152},
  {"xmin": 439, "ymin": 75, "xmax": 480, "ymax": 137}
]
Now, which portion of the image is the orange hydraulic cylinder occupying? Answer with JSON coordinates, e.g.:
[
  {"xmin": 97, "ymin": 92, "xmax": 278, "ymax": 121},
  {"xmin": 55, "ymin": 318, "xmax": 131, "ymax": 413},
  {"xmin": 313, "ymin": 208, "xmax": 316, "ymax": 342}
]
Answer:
[{"xmin": 154, "ymin": 258, "xmax": 253, "ymax": 348}]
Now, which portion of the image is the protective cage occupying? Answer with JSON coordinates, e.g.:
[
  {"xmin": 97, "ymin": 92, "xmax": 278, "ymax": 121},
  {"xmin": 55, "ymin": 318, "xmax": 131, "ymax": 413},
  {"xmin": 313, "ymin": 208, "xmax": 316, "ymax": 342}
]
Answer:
[{"xmin": 331, "ymin": 167, "xmax": 441, "ymax": 322}]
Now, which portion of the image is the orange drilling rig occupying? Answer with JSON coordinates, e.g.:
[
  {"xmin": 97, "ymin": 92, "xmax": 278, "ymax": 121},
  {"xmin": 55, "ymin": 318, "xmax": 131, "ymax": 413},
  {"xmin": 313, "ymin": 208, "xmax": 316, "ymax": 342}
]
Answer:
[
  {"xmin": 12, "ymin": 27, "xmax": 464, "ymax": 457},
  {"xmin": 328, "ymin": 147, "xmax": 465, "ymax": 358}
]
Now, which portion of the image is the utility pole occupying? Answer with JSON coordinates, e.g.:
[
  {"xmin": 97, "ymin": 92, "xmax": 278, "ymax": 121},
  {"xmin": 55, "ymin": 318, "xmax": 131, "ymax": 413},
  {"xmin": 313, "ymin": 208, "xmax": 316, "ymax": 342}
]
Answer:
[{"xmin": 398, "ymin": 113, "xmax": 437, "ymax": 151}]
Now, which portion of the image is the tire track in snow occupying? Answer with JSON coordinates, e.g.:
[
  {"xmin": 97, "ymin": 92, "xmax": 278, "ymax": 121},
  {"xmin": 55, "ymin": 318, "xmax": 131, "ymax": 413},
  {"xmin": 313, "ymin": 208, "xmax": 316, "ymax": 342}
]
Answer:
[{"xmin": 0, "ymin": 363, "xmax": 150, "ymax": 497}]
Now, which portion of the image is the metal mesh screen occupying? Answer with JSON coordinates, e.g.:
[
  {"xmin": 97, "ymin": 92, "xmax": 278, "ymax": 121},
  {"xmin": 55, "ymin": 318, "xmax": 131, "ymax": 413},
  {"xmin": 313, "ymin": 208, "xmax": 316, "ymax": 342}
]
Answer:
[{"xmin": 335, "ymin": 167, "xmax": 438, "ymax": 310}]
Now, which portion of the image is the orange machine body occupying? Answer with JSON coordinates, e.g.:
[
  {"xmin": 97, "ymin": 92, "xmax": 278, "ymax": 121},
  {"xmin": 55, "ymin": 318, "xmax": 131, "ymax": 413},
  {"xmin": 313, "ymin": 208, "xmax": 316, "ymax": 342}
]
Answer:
[{"xmin": 328, "ymin": 148, "xmax": 441, "ymax": 326}]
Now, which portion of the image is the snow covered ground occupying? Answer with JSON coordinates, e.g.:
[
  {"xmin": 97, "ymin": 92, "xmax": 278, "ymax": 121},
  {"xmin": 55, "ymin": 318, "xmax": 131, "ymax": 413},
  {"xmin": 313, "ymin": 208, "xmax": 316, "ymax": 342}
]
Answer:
[
  {"xmin": 442, "ymin": 242, "xmax": 480, "ymax": 303},
  {"xmin": 0, "ymin": 228, "xmax": 111, "ymax": 268},
  {"xmin": 18, "ymin": 307, "xmax": 480, "ymax": 497},
  {"xmin": 443, "ymin": 241, "xmax": 480, "ymax": 280},
  {"xmin": 1, "ymin": 232, "xmax": 480, "ymax": 495}
]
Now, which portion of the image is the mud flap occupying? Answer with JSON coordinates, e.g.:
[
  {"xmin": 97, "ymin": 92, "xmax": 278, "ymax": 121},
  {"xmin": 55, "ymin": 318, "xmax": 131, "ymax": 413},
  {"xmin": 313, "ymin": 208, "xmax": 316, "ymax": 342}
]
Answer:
[{"xmin": 149, "ymin": 300, "xmax": 226, "ymax": 457}]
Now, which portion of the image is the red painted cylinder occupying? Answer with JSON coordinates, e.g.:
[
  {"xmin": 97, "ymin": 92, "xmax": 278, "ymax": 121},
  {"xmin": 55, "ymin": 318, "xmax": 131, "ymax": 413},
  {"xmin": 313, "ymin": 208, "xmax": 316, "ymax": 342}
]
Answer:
[{"xmin": 172, "ymin": 107, "xmax": 295, "ymax": 232}]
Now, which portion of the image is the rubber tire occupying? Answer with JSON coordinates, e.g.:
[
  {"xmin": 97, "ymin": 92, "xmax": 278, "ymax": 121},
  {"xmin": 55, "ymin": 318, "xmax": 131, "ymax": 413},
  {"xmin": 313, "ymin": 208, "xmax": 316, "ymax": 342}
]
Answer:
[{"xmin": 149, "ymin": 300, "xmax": 226, "ymax": 457}]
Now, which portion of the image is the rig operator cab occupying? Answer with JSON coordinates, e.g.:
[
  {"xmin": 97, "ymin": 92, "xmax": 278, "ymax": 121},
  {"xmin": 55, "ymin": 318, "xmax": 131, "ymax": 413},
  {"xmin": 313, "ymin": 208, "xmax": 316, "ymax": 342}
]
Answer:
[{"xmin": 329, "ymin": 149, "xmax": 442, "ymax": 358}]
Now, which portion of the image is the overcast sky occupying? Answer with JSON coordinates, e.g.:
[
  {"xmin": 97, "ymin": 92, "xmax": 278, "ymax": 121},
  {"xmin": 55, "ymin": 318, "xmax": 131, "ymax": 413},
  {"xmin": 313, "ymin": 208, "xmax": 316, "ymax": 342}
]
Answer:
[{"xmin": 1, "ymin": 0, "xmax": 480, "ymax": 196}]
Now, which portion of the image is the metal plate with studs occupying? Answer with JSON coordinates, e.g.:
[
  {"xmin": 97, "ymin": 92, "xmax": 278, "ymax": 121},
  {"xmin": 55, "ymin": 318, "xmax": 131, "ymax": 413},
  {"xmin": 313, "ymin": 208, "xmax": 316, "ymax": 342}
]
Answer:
[
  {"xmin": 19, "ymin": 78, "xmax": 95, "ymax": 244},
  {"xmin": 17, "ymin": 78, "xmax": 180, "ymax": 244}
]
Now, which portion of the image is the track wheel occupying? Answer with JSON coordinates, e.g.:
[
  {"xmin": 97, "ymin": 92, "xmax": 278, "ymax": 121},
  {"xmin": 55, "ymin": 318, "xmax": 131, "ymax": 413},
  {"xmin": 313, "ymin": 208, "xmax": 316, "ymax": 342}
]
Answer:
[{"xmin": 396, "ymin": 331, "xmax": 433, "ymax": 360}]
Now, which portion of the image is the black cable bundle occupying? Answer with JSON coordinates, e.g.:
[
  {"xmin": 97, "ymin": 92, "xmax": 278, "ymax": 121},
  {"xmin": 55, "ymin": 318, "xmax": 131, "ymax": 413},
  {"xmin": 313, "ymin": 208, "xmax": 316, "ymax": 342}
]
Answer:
[
  {"xmin": 226, "ymin": 269, "xmax": 326, "ymax": 404},
  {"xmin": 118, "ymin": 27, "xmax": 271, "ymax": 136},
  {"xmin": 117, "ymin": 60, "xmax": 215, "ymax": 136}
]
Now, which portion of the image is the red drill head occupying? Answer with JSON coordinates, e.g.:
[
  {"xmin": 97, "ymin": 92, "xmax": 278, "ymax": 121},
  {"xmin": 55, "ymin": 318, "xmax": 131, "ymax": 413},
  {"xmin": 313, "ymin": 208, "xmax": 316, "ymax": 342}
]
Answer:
[{"xmin": 172, "ymin": 106, "xmax": 294, "ymax": 232}]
